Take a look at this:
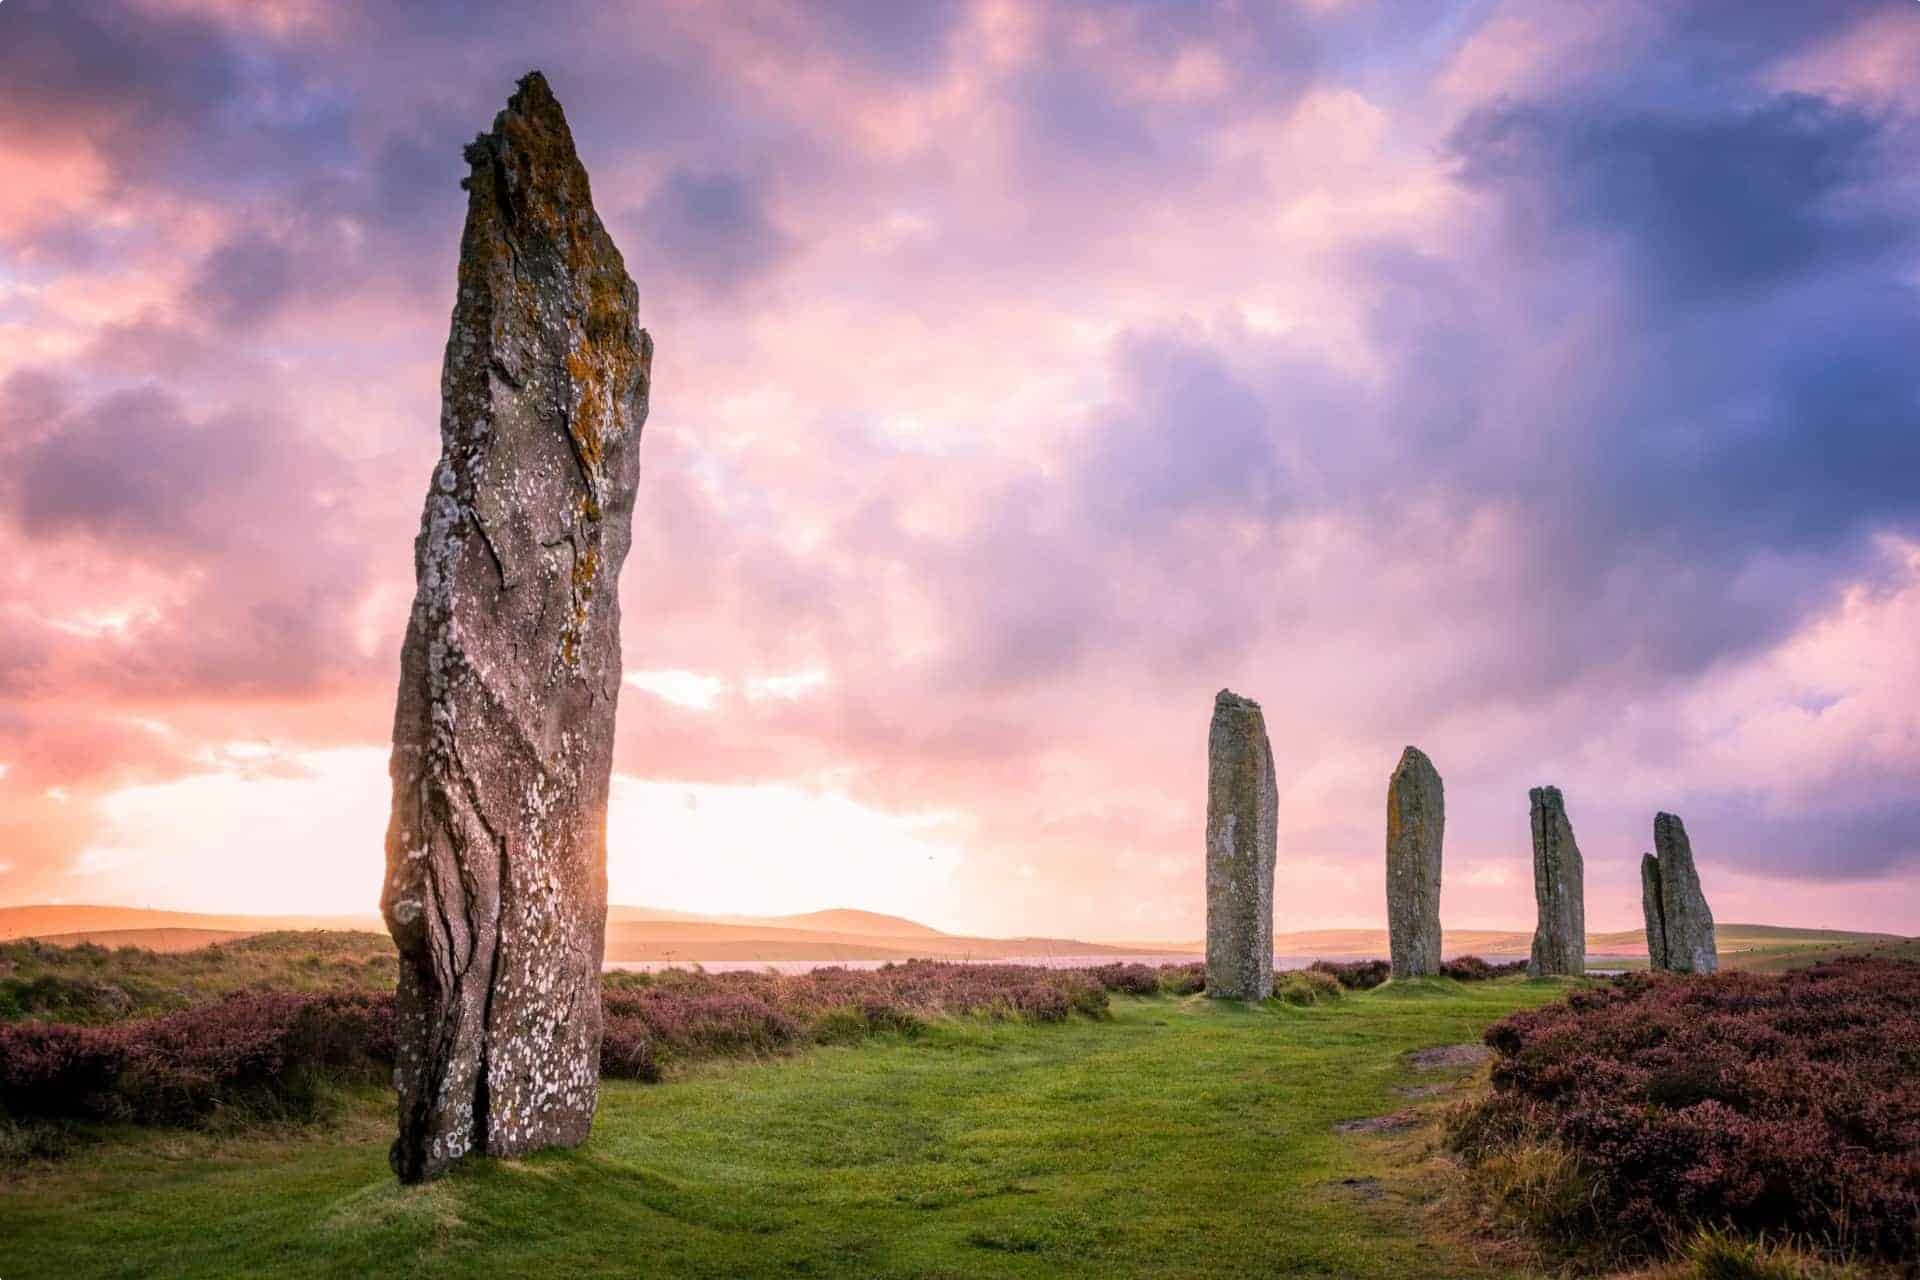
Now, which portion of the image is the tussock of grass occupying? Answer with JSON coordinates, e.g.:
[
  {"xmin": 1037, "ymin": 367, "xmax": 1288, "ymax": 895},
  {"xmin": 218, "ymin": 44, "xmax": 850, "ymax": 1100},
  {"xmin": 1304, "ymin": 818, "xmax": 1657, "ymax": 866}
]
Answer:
[
  {"xmin": 1443, "ymin": 1126, "xmax": 1595, "ymax": 1249},
  {"xmin": 1660, "ymin": 1228, "xmax": 1879, "ymax": 1280},
  {"xmin": 1272, "ymin": 967, "xmax": 1344, "ymax": 1006}
]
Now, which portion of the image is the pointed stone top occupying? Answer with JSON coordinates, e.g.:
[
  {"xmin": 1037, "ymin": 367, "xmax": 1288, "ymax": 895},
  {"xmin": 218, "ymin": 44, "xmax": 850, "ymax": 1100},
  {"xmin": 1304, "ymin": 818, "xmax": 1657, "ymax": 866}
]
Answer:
[
  {"xmin": 453, "ymin": 69, "xmax": 647, "ymax": 509},
  {"xmin": 1394, "ymin": 745, "xmax": 1438, "ymax": 778},
  {"xmin": 460, "ymin": 71, "xmax": 614, "ymax": 259},
  {"xmin": 1655, "ymin": 811, "xmax": 1686, "ymax": 835},
  {"xmin": 513, "ymin": 68, "xmax": 557, "ymax": 109},
  {"xmin": 1214, "ymin": 688, "xmax": 1261, "ymax": 712},
  {"xmin": 464, "ymin": 69, "xmax": 578, "ymax": 178}
]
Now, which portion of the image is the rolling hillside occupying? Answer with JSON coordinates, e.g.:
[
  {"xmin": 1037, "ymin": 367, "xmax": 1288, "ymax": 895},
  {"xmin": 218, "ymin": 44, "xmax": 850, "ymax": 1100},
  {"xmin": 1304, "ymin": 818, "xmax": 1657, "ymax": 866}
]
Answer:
[
  {"xmin": 1126, "ymin": 923, "xmax": 1908, "ymax": 963},
  {"xmin": 3, "ymin": 905, "xmax": 1903, "ymax": 966},
  {"xmin": 0, "ymin": 904, "xmax": 1178, "ymax": 963}
]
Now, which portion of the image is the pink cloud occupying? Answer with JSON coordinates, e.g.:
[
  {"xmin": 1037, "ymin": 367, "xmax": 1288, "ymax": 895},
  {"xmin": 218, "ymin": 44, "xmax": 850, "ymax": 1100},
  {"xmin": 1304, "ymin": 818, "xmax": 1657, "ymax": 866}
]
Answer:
[{"xmin": 0, "ymin": 0, "xmax": 1915, "ymax": 944}]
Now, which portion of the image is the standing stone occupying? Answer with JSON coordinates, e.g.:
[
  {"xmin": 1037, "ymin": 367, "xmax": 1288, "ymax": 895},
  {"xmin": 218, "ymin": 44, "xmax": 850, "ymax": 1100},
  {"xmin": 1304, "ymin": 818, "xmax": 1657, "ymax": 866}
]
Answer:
[
  {"xmin": 1527, "ymin": 787, "xmax": 1585, "ymax": 977},
  {"xmin": 1640, "ymin": 853, "xmax": 1670, "ymax": 971},
  {"xmin": 1206, "ymin": 690, "xmax": 1277, "ymax": 1000},
  {"xmin": 1649, "ymin": 813, "xmax": 1718, "ymax": 974},
  {"xmin": 1385, "ymin": 746, "xmax": 1444, "ymax": 978},
  {"xmin": 381, "ymin": 71, "xmax": 651, "ymax": 1183}
]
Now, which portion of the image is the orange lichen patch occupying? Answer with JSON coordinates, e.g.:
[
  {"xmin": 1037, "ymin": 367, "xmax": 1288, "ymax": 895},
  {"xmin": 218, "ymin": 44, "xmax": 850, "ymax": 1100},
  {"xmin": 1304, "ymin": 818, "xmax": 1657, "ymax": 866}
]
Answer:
[
  {"xmin": 487, "ymin": 73, "xmax": 644, "ymax": 492},
  {"xmin": 563, "ymin": 344, "xmax": 608, "ymax": 475},
  {"xmin": 570, "ymin": 543, "xmax": 599, "ymax": 623},
  {"xmin": 462, "ymin": 71, "xmax": 647, "ymax": 679},
  {"xmin": 554, "ymin": 532, "xmax": 602, "ymax": 674},
  {"xmin": 560, "ymin": 240, "xmax": 642, "ymax": 486}
]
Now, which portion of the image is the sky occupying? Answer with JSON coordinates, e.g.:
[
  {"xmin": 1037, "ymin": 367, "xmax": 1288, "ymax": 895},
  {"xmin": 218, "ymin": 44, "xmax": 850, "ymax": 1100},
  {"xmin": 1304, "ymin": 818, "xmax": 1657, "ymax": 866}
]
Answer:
[{"xmin": 1, "ymin": 0, "xmax": 1917, "ymax": 941}]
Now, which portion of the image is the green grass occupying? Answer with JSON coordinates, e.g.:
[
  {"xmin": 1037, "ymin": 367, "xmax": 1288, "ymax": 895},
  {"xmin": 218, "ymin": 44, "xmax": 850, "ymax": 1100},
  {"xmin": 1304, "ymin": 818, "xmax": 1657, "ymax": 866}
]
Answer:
[
  {"xmin": 1590, "ymin": 926, "xmax": 1916, "ymax": 974},
  {"xmin": 0, "ymin": 978, "xmax": 1570, "ymax": 1279},
  {"xmin": 1716, "ymin": 935, "xmax": 1920, "ymax": 973}
]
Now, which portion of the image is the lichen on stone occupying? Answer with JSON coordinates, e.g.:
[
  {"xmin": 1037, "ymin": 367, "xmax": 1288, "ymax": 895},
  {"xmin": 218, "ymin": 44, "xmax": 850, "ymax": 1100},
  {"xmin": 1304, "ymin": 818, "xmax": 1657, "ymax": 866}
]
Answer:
[
  {"xmin": 380, "ymin": 71, "xmax": 649, "ymax": 1184},
  {"xmin": 1386, "ymin": 746, "xmax": 1444, "ymax": 979},
  {"xmin": 1205, "ymin": 690, "xmax": 1277, "ymax": 1000},
  {"xmin": 1527, "ymin": 786, "xmax": 1586, "ymax": 978}
]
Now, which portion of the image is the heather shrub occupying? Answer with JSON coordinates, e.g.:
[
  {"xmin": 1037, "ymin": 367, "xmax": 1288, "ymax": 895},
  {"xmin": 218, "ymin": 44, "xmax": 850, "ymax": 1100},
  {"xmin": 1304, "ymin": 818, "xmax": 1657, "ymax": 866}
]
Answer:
[
  {"xmin": 1455, "ymin": 956, "xmax": 1920, "ymax": 1264},
  {"xmin": 1440, "ymin": 955, "xmax": 1528, "ymax": 982},
  {"xmin": 0, "ymin": 991, "xmax": 395, "ymax": 1127},
  {"xmin": 599, "ymin": 1020, "xmax": 661, "ymax": 1082},
  {"xmin": 598, "ymin": 960, "xmax": 1110, "ymax": 1064},
  {"xmin": 1088, "ymin": 963, "xmax": 1160, "ymax": 996},
  {"xmin": 601, "ymin": 989, "xmax": 805, "ymax": 1062},
  {"xmin": 0, "ymin": 1022, "xmax": 126, "ymax": 1120},
  {"xmin": 1013, "ymin": 984, "xmax": 1072, "ymax": 1022},
  {"xmin": 1310, "ymin": 959, "xmax": 1390, "ymax": 990}
]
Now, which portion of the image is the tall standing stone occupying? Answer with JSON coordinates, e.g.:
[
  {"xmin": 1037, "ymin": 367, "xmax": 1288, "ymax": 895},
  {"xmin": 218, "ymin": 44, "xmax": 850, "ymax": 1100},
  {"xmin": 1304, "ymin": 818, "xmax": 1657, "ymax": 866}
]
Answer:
[
  {"xmin": 1206, "ymin": 690, "xmax": 1277, "ymax": 1000},
  {"xmin": 1527, "ymin": 787, "xmax": 1585, "ymax": 977},
  {"xmin": 1385, "ymin": 746, "xmax": 1444, "ymax": 978},
  {"xmin": 381, "ymin": 71, "xmax": 651, "ymax": 1183},
  {"xmin": 1640, "ymin": 852, "xmax": 1670, "ymax": 971},
  {"xmin": 1648, "ymin": 813, "xmax": 1717, "ymax": 974}
]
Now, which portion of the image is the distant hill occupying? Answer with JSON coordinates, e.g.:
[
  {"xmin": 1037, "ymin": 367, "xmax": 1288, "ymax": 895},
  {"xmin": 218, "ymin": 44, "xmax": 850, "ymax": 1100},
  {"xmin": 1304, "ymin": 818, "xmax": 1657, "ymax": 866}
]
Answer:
[
  {"xmin": 1135, "ymin": 924, "xmax": 1907, "ymax": 961},
  {"xmin": 0, "ymin": 903, "xmax": 1169, "ymax": 963},
  {"xmin": 28, "ymin": 928, "xmax": 258, "ymax": 953},
  {"xmin": 3, "ymin": 906, "xmax": 1901, "ymax": 966},
  {"xmin": 0, "ymin": 905, "xmax": 382, "ymax": 941},
  {"xmin": 601, "ymin": 905, "xmax": 946, "ymax": 938},
  {"xmin": 758, "ymin": 908, "xmax": 947, "ymax": 938}
]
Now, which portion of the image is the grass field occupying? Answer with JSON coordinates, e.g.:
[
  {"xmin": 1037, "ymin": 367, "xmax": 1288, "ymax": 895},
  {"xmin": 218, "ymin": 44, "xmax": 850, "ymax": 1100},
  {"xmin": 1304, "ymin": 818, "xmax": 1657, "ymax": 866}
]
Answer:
[
  {"xmin": 0, "ymin": 930, "xmax": 397, "ymax": 1021},
  {"xmin": 1588, "ymin": 926, "xmax": 1918, "ymax": 973},
  {"xmin": 0, "ymin": 979, "xmax": 1570, "ymax": 1279}
]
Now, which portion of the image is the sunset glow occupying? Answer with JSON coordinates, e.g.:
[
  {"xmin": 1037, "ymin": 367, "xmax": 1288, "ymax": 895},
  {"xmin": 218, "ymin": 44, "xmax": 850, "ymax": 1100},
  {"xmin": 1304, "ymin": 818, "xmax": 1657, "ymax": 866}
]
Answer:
[{"xmin": 2, "ymin": 0, "xmax": 1918, "ymax": 940}]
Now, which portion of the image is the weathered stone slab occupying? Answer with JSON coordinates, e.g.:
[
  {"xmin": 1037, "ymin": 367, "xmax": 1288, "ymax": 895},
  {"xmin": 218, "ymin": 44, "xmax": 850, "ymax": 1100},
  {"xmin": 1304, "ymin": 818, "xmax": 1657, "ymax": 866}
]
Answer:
[
  {"xmin": 1205, "ymin": 690, "xmax": 1277, "ymax": 1000},
  {"xmin": 1527, "ymin": 786, "xmax": 1585, "ymax": 977},
  {"xmin": 1650, "ymin": 812, "xmax": 1717, "ymax": 974},
  {"xmin": 1640, "ymin": 852, "xmax": 1669, "ymax": 971},
  {"xmin": 1385, "ymin": 746, "xmax": 1444, "ymax": 979},
  {"xmin": 380, "ymin": 71, "xmax": 651, "ymax": 1183}
]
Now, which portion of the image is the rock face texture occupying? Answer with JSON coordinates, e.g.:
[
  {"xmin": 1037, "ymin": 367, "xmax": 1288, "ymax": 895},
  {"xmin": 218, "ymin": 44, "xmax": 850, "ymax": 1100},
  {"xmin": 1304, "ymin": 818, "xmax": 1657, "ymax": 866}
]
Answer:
[
  {"xmin": 1205, "ymin": 690, "xmax": 1277, "ymax": 1000},
  {"xmin": 1385, "ymin": 746, "xmax": 1444, "ymax": 979},
  {"xmin": 1527, "ymin": 787, "xmax": 1585, "ymax": 977},
  {"xmin": 380, "ymin": 71, "xmax": 650, "ymax": 1184},
  {"xmin": 1645, "ymin": 813, "xmax": 1718, "ymax": 974},
  {"xmin": 1640, "ymin": 853, "xmax": 1670, "ymax": 972}
]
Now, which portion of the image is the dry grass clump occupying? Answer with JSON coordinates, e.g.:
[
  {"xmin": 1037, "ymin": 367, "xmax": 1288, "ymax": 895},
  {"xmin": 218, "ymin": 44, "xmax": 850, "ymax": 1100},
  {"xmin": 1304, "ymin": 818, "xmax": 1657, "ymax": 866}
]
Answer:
[
  {"xmin": 1274, "ymin": 967, "xmax": 1345, "ymax": 1006},
  {"xmin": 1655, "ymin": 1227, "xmax": 1882, "ymax": 1279}
]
